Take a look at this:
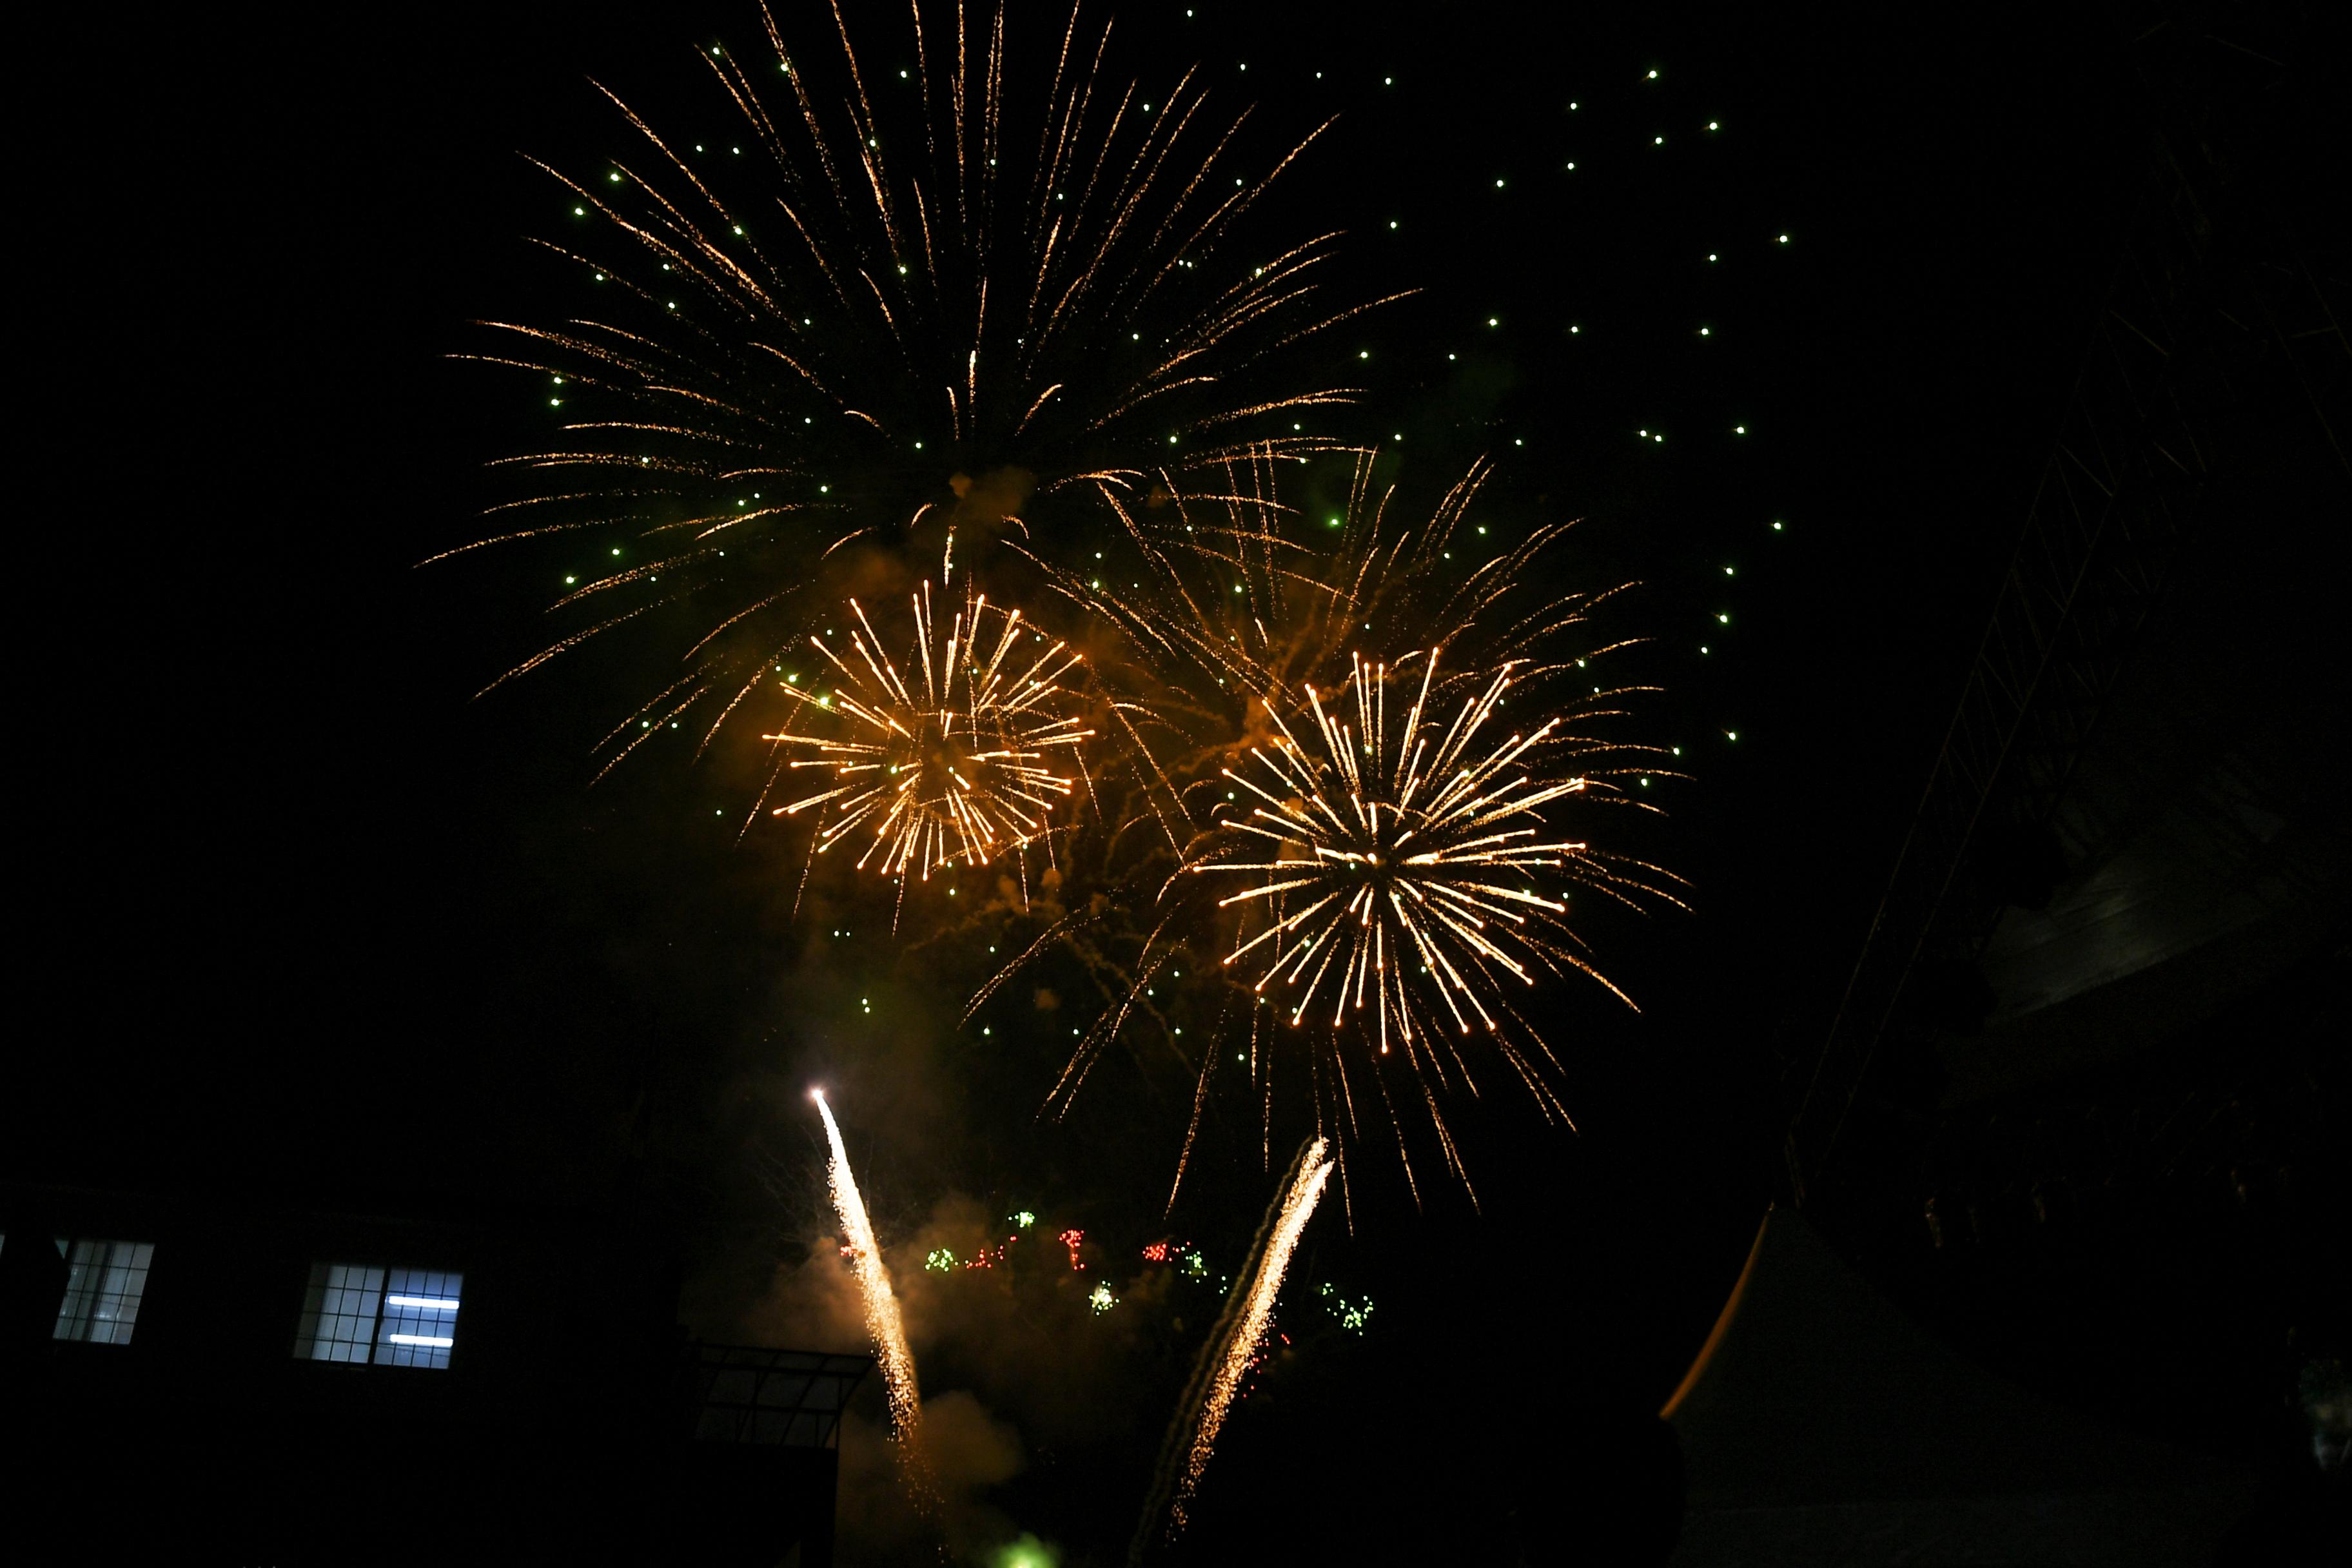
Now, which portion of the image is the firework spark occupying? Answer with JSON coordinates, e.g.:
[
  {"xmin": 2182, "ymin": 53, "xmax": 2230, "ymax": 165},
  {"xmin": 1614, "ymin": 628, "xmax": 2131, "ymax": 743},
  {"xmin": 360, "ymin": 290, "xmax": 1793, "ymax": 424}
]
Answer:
[
  {"xmin": 1131, "ymin": 1137, "xmax": 1333, "ymax": 1561},
  {"xmin": 767, "ymin": 578, "xmax": 1091, "ymax": 890},
  {"xmin": 446, "ymin": 1, "xmax": 1397, "ymax": 774}
]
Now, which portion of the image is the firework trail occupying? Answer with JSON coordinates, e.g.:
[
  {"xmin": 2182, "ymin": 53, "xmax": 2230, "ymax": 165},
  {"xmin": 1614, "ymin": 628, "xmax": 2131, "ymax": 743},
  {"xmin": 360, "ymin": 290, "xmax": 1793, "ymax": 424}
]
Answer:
[
  {"xmin": 765, "ymin": 577, "xmax": 1092, "ymax": 906},
  {"xmin": 812, "ymin": 1090, "xmax": 928, "ymax": 1464},
  {"xmin": 1129, "ymin": 1137, "xmax": 1334, "ymax": 1562},
  {"xmin": 443, "ymin": 1, "xmax": 1400, "ymax": 775}
]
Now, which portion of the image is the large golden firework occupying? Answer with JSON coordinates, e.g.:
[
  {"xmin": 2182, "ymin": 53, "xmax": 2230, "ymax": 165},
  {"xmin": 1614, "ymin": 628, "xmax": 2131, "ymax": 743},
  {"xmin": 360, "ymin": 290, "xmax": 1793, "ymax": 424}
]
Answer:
[
  {"xmin": 444, "ymin": 1, "xmax": 1396, "ymax": 778},
  {"xmin": 1185, "ymin": 649, "xmax": 1681, "ymax": 1199},
  {"xmin": 1206, "ymin": 650, "xmax": 1632, "ymax": 1052},
  {"xmin": 985, "ymin": 456, "xmax": 1687, "ymax": 1203},
  {"xmin": 767, "ymin": 579, "xmax": 1092, "ymax": 884}
]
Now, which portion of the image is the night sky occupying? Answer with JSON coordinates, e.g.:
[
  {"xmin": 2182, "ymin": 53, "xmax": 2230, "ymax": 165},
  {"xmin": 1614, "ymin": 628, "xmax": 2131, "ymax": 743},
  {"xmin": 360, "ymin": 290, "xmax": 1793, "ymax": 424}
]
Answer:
[{"xmin": 17, "ymin": 1, "xmax": 2213, "ymax": 1558}]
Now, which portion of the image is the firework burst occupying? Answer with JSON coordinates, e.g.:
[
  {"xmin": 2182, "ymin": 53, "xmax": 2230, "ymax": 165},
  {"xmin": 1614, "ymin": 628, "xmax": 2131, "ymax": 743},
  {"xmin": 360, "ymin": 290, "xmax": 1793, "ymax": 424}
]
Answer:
[
  {"xmin": 1210, "ymin": 649, "xmax": 1636, "ymax": 1050},
  {"xmin": 982, "ymin": 456, "xmax": 1687, "ymax": 1204},
  {"xmin": 442, "ymin": 1, "xmax": 1396, "ymax": 775},
  {"xmin": 765, "ymin": 578, "xmax": 1092, "ymax": 902},
  {"xmin": 1187, "ymin": 650, "xmax": 1681, "ymax": 1194}
]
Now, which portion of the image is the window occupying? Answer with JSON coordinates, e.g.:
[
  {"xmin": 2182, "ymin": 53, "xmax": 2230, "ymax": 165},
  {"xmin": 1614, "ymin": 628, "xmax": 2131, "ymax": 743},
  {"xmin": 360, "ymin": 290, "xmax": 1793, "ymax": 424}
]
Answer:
[
  {"xmin": 53, "ymin": 1237, "xmax": 157, "ymax": 1344},
  {"xmin": 292, "ymin": 1263, "xmax": 464, "ymax": 1369}
]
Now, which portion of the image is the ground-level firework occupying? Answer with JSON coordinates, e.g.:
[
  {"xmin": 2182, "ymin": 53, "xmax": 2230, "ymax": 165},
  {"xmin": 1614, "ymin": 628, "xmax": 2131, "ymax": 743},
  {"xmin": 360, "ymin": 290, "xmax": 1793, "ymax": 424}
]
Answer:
[{"xmin": 1130, "ymin": 1138, "xmax": 1335, "ymax": 1561}]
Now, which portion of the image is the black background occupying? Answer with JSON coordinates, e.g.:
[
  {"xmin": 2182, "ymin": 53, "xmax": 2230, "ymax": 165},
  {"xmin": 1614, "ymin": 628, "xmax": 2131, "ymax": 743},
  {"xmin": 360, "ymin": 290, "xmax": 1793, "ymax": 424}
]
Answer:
[{"xmin": 14, "ymin": 0, "xmax": 2233, "ymax": 1558}]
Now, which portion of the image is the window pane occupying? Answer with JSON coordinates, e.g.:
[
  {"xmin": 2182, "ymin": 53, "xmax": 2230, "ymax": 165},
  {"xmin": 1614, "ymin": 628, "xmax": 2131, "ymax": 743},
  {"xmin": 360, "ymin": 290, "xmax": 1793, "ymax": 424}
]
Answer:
[
  {"xmin": 54, "ymin": 1239, "xmax": 155, "ymax": 1345},
  {"xmin": 293, "ymin": 1262, "xmax": 385, "ymax": 1363},
  {"xmin": 377, "ymin": 1268, "xmax": 462, "ymax": 1369},
  {"xmin": 290, "ymin": 1262, "xmax": 460, "ymax": 1369}
]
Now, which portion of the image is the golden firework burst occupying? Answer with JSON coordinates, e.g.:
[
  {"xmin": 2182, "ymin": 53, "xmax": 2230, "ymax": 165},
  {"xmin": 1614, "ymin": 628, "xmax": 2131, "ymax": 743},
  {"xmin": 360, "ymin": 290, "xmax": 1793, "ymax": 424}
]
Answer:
[
  {"xmin": 769, "ymin": 580, "xmax": 1092, "ymax": 880},
  {"xmin": 1204, "ymin": 650, "xmax": 1627, "ymax": 1056},
  {"xmin": 444, "ymin": 2, "xmax": 1397, "ymax": 780}
]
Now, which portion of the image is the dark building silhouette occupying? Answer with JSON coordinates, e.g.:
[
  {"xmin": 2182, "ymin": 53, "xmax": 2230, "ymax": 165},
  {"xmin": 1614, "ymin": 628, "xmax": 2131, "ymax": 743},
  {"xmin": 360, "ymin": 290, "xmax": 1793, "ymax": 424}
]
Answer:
[
  {"xmin": 1671, "ymin": 3, "xmax": 2347, "ymax": 1563},
  {"xmin": 2, "ymin": 1186, "xmax": 867, "ymax": 1565}
]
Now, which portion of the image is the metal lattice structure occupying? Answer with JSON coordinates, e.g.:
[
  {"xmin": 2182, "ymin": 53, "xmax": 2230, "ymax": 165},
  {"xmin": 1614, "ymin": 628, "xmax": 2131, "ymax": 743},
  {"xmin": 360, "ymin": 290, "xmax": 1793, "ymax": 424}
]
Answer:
[
  {"xmin": 686, "ymin": 1343, "xmax": 873, "ymax": 1447},
  {"xmin": 1786, "ymin": 0, "xmax": 2349, "ymax": 1204}
]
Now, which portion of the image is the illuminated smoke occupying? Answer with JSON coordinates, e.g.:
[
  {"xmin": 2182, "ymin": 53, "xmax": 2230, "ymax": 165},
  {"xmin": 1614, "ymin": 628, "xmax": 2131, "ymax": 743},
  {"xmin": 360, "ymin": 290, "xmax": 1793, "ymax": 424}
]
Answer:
[{"xmin": 1130, "ymin": 1138, "xmax": 1334, "ymax": 1561}]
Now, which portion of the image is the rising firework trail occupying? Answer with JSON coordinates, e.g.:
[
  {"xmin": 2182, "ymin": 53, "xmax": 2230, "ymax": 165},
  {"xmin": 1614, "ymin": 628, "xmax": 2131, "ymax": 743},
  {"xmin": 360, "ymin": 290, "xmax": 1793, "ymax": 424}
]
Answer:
[
  {"xmin": 1130, "ymin": 1137, "xmax": 1335, "ymax": 1562},
  {"xmin": 765, "ymin": 578, "xmax": 1092, "ymax": 903},
  {"xmin": 813, "ymin": 1091, "xmax": 927, "ymax": 1463}
]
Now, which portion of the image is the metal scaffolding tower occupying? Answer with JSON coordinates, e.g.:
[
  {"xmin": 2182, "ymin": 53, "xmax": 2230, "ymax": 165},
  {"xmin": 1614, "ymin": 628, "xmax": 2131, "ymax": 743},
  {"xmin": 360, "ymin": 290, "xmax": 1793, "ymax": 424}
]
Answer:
[{"xmin": 1786, "ymin": 0, "xmax": 2349, "ymax": 1206}]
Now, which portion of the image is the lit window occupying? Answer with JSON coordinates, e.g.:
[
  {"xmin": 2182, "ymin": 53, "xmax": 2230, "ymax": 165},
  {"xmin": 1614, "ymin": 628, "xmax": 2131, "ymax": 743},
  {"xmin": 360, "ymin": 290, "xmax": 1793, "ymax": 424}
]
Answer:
[
  {"xmin": 53, "ymin": 1237, "xmax": 157, "ymax": 1344},
  {"xmin": 293, "ymin": 1263, "xmax": 464, "ymax": 1370}
]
